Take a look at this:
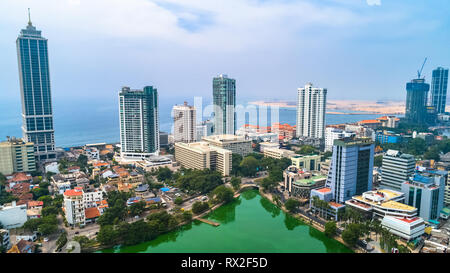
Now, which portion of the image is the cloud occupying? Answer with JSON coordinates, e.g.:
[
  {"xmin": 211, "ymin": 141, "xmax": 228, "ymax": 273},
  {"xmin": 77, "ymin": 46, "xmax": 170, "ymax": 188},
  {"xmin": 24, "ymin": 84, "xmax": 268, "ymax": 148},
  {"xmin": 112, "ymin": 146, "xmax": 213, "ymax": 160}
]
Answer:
[
  {"xmin": 0, "ymin": 0, "xmax": 369, "ymax": 52},
  {"xmin": 367, "ymin": 0, "xmax": 381, "ymax": 6}
]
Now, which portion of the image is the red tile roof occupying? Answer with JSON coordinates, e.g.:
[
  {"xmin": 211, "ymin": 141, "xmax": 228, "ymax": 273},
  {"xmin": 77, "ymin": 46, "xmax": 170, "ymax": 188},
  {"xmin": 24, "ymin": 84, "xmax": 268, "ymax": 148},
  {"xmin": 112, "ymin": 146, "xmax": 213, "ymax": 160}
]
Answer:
[
  {"xmin": 7, "ymin": 172, "xmax": 31, "ymax": 183},
  {"xmin": 64, "ymin": 189, "xmax": 83, "ymax": 197},
  {"xmin": 27, "ymin": 201, "xmax": 43, "ymax": 208},
  {"xmin": 316, "ymin": 188, "xmax": 332, "ymax": 193},
  {"xmin": 329, "ymin": 201, "xmax": 344, "ymax": 208},
  {"xmin": 85, "ymin": 207, "xmax": 101, "ymax": 219}
]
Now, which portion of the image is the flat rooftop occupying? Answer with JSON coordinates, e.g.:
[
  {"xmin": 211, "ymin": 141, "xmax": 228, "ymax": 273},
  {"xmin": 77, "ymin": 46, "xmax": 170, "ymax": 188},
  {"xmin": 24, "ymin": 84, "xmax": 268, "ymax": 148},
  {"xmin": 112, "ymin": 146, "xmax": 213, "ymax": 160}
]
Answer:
[
  {"xmin": 293, "ymin": 176, "xmax": 327, "ymax": 186},
  {"xmin": 353, "ymin": 195, "xmax": 416, "ymax": 211},
  {"xmin": 202, "ymin": 134, "xmax": 249, "ymax": 142}
]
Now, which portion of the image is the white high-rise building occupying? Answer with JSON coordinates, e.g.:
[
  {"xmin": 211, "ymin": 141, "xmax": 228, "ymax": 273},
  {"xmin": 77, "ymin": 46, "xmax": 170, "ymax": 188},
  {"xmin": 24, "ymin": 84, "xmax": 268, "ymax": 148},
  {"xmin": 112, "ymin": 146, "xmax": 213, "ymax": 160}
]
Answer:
[
  {"xmin": 119, "ymin": 86, "xmax": 159, "ymax": 160},
  {"xmin": 296, "ymin": 83, "xmax": 327, "ymax": 139},
  {"xmin": 172, "ymin": 102, "xmax": 196, "ymax": 143},
  {"xmin": 380, "ymin": 150, "xmax": 415, "ymax": 191},
  {"xmin": 324, "ymin": 127, "xmax": 355, "ymax": 152}
]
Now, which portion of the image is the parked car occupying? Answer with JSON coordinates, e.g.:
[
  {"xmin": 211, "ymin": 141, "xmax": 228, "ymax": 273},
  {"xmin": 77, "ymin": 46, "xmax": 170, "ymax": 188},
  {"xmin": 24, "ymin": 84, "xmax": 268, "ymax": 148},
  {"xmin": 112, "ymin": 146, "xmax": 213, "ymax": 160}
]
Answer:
[{"xmin": 43, "ymin": 237, "xmax": 49, "ymax": 242}]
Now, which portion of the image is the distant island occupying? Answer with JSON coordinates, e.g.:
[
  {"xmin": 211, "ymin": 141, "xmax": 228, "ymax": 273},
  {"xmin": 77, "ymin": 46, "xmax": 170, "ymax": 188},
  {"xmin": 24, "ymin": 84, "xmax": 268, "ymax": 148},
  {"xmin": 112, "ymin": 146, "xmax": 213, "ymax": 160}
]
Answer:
[{"xmin": 248, "ymin": 99, "xmax": 406, "ymax": 115}]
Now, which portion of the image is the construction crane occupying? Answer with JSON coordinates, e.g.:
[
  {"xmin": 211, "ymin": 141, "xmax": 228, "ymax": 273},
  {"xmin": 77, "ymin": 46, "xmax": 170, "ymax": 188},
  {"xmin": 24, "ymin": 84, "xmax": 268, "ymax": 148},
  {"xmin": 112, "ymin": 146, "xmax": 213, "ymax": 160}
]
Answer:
[{"xmin": 417, "ymin": 57, "xmax": 428, "ymax": 79}]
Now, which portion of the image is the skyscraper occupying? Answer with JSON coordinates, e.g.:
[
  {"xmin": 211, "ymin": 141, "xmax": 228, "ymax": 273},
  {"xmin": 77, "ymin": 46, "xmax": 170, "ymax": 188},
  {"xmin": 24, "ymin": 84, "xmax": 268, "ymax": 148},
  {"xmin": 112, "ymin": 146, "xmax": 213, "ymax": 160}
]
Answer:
[
  {"xmin": 296, "ymin": 83, "xmax": 327, "ymax": 139},
  {"xmin": 119, "ymin": 86, "xmax": 159, "ymax": 160},
  {"xmin": 213, "ymin": 74, "xmax": 236, "ymax": 135},
  {"xmin": 16, "ymin": 13, "xmax": 56, "ymax": 162},
  {"xmin": 172, "ymin": 102, "xmax": 196, "ymax": 143},
  {"xmin": 325, "ymin": 137, "xmax": 375, "ymax": 203},
  {"xmin": 380, "ymin": 150, "xmax": 415, "ymax": 191},
  {"xmin": 431, "ymin": 67, "xmax": 449, "ymax": 114},
  {"xmin": 405, "ymin": 78, "xmax": 429, "ymax": 124}
]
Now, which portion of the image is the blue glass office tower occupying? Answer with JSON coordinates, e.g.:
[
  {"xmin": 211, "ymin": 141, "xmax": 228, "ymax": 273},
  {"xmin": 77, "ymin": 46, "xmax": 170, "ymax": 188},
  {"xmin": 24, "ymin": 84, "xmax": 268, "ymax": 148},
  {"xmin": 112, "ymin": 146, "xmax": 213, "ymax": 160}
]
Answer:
[
  {"xmin": 431, "ymin": 67, "xmax": 449, "ymax": 114},
  {"xmin": 16, "ymin": 17, "xmax": 56, "ymax": 162},
  {"xmin": 213, "ymin": 74, "xmax": 236, "ymax": 135},
  {"xmin": 405, "ymin": 78, "xmax": 429, "ymax": 124}
]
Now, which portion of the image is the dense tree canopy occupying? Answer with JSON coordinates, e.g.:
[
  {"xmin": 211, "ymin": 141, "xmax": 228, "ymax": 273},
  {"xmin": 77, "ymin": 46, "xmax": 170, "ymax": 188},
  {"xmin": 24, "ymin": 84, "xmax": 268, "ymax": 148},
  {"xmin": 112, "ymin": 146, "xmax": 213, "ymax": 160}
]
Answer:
[
  {"xmin": 175, "ymin": 169, "xmax": 223, "ymax": 194},
  {"xmin": 285, "ymin": 198, "xmax": 301, "ymax": 213}
]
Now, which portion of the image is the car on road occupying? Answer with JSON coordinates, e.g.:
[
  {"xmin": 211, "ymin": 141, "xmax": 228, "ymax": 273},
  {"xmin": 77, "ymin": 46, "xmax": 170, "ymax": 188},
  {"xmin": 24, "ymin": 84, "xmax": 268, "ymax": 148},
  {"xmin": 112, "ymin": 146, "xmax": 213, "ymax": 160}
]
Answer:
[{"xmin": 75, "ymin": 231, "xmax": 79, "ymax": 235}]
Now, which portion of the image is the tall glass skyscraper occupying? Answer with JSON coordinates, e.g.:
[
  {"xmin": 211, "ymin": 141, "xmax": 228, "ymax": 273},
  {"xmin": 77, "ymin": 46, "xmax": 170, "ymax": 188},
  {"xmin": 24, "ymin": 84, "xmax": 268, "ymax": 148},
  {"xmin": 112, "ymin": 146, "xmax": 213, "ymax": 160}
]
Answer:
[
  {"xmin": 119, "ymin": 86, "xmax": 160, "ymax": 160},
  {"xmin": 16, "ymin": 16, "xmax": 56, "ymax": 162},
  {"xmin": 431, "ymin": 67, "xmax": 449, "ymax": 114},
  {"xmin": 213, "ymin": 74, "xmax": 236, "ymax": 135},
  {"xmin": 405, "ymin": 78, "xmax": 429, "ymax": 124}
]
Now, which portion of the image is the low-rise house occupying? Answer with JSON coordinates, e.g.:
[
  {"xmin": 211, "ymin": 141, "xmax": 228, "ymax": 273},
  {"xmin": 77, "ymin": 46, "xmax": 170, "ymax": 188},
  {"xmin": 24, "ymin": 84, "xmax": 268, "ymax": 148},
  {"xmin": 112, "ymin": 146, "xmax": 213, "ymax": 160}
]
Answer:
[
  {"xmin": 85, "ymin": 207, "xmax": 101, "ymax": 224},
  {"xmin": 15, "ymin": 232, "xmax": 37, "ymax": 242},
  {"xmin": 0, "ymin": 201, "xmax": 28, "ymax": 229},
  {"xmin": 5, "ymin": 173, "xmax": 33, "ymax": 189},
  {"xmin": 67, "ymin": 166, "xmax": 81, "ymax": 173},
  {"xmin": 8, "ymin": 239, "xmax": 35, "ymax": 253},
  {"xmin": 51, "ymin": 171, "xmax": 89, "ymax": 189},
  {"xmin": 27, "ymin": 202, "xmax": 43, "ymax": 220}
]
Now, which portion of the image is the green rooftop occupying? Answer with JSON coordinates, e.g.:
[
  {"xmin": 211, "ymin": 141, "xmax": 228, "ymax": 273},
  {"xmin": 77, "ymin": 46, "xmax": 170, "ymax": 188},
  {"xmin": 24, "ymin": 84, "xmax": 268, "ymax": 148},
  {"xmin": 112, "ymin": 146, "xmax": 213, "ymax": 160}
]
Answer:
[
  {"xmin": 441, "ymin": 207, "xmax": 450, "ymax": 215},
  {"xmin": 293, "ymin": 175, "xmax": 327, "ymax": 186}
]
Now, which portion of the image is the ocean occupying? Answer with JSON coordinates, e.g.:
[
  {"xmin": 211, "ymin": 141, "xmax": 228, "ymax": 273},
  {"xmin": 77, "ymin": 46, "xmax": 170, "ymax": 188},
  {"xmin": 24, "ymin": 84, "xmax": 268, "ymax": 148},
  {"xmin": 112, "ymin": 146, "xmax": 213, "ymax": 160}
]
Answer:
[{"xmin": 0, "ymin": 97, "xmax": 384, "ymax": 148}]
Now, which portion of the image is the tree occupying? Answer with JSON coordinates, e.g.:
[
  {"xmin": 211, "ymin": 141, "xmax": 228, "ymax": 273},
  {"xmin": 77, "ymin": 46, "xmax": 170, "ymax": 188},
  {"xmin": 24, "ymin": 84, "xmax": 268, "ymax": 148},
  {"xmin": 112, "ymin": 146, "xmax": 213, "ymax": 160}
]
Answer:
[
  {"xmin": 96, "ymin": 225, "xmax": 118, "ymax": 246},
  {"xmin": 156, "ymin": 167, "xmax": 173, "ymax": 182},
  {"xmin": 42, "ymin": 206, "xmax": 59, "ymax": 217},
  {"xmin": 231, "ymin": 154, "xmax": 243, "ymax": 176},
  {"xmin": 182, "ymin": 211, "xmax": 193, "ymax": 222},
  {"xmin": 230, "ymin": 177, "xmax": 242, "ymax": 191},
  {"xmin": 239, "ymin": 156, "xmax": 259, "ymax": 177},
  {"xmin": 128, "ymin": 201, "xmax": 146, "ymax": 217},
  {"xmin": 322, "ymin": 151, "xmax": 332, "ymax": 159},
  {"xmin": 56, "ymin": 231, "xmax": 68, "ymax": 251},
  {"xmin": 23, "ymin": 218, "xmax": 41, "ymax": 232},
  {"xmin": 342, "ymin": 223, "xmax": 362, "ymax": 246},
  {"xmin": 424, "ymin": 146, "xmax": 440, "ymax": 161},
  {"xmin": 212, "ymin": 185, "xmax": 234, "ymax": 204},
  {"xmin": 77, "ymin": 154, "xmax": 88, "ymax": 169},
  {"xmin": 324, "ymin": 221, "xmax": 337, "ymax": 237},
  {"xmin": 285, "ymin": 198, "xmax": 300, "ymax": 213},
  {"xmin": 296, "ymin": 145, "xmax": 316, "ymax": 155},
  {"xmin": 174, "ymin": 197, "xmax": 183, "ymax": 205},
  {"xmin": 260, "ymin": 177, "xmax": 277, "ymax": 192},
  {"xmin": 374, "ymin": 155, "xmax": 383, "ymax": 167},
  {"xmin": 192, "ymin": 201, "xmax": 209, "ymax": 215}
]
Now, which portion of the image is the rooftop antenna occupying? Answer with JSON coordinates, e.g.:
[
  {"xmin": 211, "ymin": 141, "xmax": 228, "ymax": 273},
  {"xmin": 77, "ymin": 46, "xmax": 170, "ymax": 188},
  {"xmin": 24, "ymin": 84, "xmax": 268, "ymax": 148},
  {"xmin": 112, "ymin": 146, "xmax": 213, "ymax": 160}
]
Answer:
[
  {"xmin": 417, "ymin": 57, "xmax": 427, "ymax": 79},
  {"xmin": 28, "ymin": 8, "xmax": 32, "ymax": 26}
]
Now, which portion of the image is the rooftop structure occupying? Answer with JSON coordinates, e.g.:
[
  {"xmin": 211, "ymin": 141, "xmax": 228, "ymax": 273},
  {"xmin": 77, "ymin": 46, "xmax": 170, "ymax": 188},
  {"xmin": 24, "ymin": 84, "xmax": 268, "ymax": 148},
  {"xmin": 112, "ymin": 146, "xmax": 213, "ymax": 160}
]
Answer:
[
  {"xmin": 345, "ymin": 189, "xmax": 417, "ymax": 219},
  {"xmin": 202, "ymin": 134, "xmax": 252, "ymax": 157},
  {"xmin": 174, "ymin": 141, "xmax": 232, "ymax": 176}
]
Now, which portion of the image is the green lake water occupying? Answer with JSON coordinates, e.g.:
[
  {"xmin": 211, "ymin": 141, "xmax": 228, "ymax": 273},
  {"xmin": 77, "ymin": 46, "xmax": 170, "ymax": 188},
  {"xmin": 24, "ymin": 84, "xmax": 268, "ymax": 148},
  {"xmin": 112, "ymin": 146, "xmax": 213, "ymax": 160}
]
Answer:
[{"xmin": 99, "ymin": 190, "xmax": 352, "ymax": 253}]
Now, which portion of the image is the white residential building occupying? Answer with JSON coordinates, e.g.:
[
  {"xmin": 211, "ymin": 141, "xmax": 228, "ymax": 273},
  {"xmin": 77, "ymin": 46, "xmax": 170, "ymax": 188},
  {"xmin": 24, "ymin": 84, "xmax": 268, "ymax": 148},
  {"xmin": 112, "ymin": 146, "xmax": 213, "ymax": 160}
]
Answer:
[
  {"xmin": 173, "ymin": 102, "xmax": 196, "ymax": 143},
  {"xmin": 0, "ymin": 201, "xmax": 28, "ymax": 229},
  {"xmin": 324, "ymin": 127, "xmax": 355, "ymax": 152},
  {"xmin": 296, "ymin": 83, "xmax": 327, "ymax": 139},
  {"xmin": 63, "ymin": 187, "xmax": 105, "ymax": 227}
]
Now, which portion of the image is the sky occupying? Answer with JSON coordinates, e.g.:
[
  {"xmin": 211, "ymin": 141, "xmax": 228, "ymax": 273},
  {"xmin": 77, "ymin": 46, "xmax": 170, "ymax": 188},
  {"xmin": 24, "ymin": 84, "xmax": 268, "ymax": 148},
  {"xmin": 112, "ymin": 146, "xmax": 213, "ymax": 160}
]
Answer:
[{"xmin": 0, "ymin": 0, "xmax": 449, "ymax": 105}]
